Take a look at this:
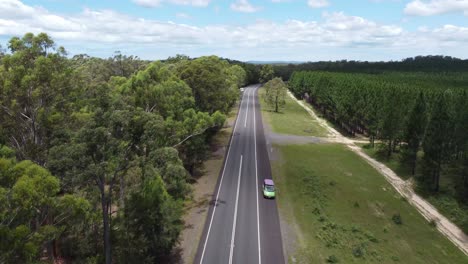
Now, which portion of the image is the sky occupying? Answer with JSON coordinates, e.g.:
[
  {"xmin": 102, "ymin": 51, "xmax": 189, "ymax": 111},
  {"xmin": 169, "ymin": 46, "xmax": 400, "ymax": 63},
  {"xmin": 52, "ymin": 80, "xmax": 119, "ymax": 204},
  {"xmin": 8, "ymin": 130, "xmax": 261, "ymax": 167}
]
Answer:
[{"xmin": 0, "ymin": 0, "xmax": 467, "ymax": 61}]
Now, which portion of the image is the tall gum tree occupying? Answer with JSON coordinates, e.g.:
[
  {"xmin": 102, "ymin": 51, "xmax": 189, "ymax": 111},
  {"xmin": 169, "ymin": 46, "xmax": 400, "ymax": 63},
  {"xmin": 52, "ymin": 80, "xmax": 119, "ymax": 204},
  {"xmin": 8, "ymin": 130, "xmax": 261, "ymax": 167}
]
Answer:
[{"xmin": 0, "ymin": 33, "xmax": 73, "ymax": 166}]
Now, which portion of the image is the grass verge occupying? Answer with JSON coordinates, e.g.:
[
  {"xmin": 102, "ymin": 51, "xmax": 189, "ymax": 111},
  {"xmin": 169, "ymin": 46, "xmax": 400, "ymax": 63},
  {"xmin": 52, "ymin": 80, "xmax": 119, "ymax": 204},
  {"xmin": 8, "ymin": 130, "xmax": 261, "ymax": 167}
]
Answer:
[
  {"xmin": 359, "ymin": 143, "xmax": 468, "ymax": 235},
  {"xmin": 272, "ymin": 143, "xmax": 468, "ymax": 263},
  {"xmin": 258, "ymin": 88, "xmax": 327, "ymax": 137}
]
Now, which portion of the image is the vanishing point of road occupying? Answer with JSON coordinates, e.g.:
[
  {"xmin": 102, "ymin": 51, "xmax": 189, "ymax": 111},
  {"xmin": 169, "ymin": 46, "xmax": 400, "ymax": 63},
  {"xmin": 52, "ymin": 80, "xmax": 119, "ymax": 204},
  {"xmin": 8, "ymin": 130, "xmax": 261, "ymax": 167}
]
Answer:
[{"xmin": 195, "ymin": 85, "xmax": 285, "ymax": 264}]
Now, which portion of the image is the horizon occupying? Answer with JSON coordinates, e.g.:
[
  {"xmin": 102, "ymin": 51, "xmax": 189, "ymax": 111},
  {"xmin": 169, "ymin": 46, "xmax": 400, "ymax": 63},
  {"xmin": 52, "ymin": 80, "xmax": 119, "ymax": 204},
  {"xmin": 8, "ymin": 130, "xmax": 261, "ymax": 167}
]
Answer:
[{"xmin": 1, "ymin": 0, "xmax": 467, "ymax": 61}]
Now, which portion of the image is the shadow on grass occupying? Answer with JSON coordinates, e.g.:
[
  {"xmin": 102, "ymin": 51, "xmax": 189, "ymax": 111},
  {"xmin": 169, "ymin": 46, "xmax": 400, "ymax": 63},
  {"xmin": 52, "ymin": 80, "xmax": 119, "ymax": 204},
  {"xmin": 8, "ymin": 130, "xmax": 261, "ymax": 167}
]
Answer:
[{"xmin": 263, "ymin": 109, "xmax": 286, "ymax": 114}]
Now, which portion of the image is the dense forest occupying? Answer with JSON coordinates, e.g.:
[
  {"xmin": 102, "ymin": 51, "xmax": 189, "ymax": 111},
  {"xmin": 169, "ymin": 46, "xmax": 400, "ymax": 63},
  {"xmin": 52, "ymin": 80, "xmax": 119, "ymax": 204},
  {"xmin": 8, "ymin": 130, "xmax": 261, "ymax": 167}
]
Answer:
[
  {"xmin": 273, "ymin": 56, "xmax": 468, "ymax": 81},
  {"xmin": 289, "ymin": 71, "xmax": 468, "ymax": 231},
  {"xmin": 0, "ymin": 33, "xmax": 247, "ymax": 263}
]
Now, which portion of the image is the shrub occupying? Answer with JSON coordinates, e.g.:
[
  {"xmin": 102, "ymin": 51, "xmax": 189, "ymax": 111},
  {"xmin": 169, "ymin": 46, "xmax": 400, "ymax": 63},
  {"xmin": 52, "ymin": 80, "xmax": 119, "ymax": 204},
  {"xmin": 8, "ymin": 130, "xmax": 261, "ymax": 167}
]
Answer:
[
  {"xmin": 392, "ymin": 213, "xmax": 403, "ymax": 225},
  {"xmin": 351, "ymin": 225, "xmax": 360, "ymax": 233},
  {"xmin": 365, "ymin": 231, "xmax": 379, "ymax": 243},
  {"xmin": 352, "ymin": 245, "xmax": 365, "ymax": 258},
  {"xmin": 326, "ymin": 255, "xmax": 339, "ymax": 263}
]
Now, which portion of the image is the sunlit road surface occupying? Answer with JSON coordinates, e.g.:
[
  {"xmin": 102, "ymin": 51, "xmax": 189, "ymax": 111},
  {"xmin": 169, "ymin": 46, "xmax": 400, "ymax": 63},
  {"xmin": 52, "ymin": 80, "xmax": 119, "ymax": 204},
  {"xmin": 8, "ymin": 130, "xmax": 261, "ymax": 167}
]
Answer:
[{"xmin": 195, "ymin": 85, "xmax": 285, "ymax": 264}]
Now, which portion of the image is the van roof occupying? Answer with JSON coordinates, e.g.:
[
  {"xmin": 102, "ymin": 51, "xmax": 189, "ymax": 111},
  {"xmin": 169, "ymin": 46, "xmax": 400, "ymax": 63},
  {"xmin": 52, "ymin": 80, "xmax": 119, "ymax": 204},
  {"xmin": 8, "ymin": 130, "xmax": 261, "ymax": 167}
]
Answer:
[{"xmin": 264, "ymin": 179, "xmax": 274, "ymax": 185}]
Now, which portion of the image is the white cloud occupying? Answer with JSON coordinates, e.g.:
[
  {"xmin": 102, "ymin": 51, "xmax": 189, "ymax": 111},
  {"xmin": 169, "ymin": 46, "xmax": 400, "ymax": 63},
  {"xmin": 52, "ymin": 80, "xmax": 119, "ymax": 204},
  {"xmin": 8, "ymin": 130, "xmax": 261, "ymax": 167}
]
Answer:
[
  {"xmin": 133, "ymin": 0, "xmax": 161, "ymax": 7},
  {"xmin": 1, "ymin": 0, "xmax": 467, "ymax": 60},
  {"xmin": 133, "ymin": 0, "xmax": 210, "ymax": 7},
  {"xmin": 308, "ymin": 0, "xmax": 330, "ymax": 8},
  {"xmin": 404, "ymin": 0, "xmax": 468, "ymax": 16},
  {"xmin": 230, "ymin": 0, "xmax": 261, "ymax": 12},
  {"xmin": 432, "ymin": 24, "xmax": 468, "ymax": 42}
]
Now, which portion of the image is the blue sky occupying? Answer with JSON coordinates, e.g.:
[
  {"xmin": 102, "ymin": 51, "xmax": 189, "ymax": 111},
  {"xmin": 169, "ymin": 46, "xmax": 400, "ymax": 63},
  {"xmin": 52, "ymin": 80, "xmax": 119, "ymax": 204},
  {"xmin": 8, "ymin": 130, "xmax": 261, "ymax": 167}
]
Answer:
[{"xmin": 1, "ymin": 0, "xmax": 467, "ymax": 61}]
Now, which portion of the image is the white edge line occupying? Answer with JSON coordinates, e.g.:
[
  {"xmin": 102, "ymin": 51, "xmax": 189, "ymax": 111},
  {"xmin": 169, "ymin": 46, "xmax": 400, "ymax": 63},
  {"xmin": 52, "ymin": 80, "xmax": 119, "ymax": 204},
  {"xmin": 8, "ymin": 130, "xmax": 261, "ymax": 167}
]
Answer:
[
  {"xmin": 229, "ymin": 155, "xmax": 243, "ymax": 264},
  {"xmin": 254, "ymin": 86, "xmax": 262, "ymax": 264},
  {"xmin": 199, "ymin": 87, "xmax": 245, "ymax": 264}
]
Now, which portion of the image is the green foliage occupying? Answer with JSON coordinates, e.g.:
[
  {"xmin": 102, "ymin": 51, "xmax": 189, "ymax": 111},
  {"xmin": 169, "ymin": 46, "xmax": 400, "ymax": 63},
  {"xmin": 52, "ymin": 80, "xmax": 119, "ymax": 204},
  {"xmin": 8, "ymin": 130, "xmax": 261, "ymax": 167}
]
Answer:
[
  {"xmin": 326, "ymin": 255, "xmax": 339, "ymax": 263},
  {"xmin": 289, "ymin": 70, "xmax": 468, "ymax": 199},
  {"xmin": 0, "ymin": 145, "xmax": 15, "ymax": 158},
  {"xmin": 116, "ymin": 174, "xmax": 183, "ymax": 263},
  {"xmin": 263, "ymin": 77, "xmax": 287, "ymax": 113},
  {"xmin": 0, "ymin": 33, "xmax": 248, "ymax": 263},
  {"xmin": 119, "ymin": 61, "xmax": 194, "ymax": 119},
  {"xmin": 177, "ymin": 56, "xmax": 241, "ymax": 114},
  {"xmin": 227, "ymin": 64, "xmax": 247, "ymax": 88},
  {"xmin": 0, "ymin": 157, "xmax": 90, "ymax": 263},
  {"xmin": 352, "ymin": 244, "xmax": 365, "ymax": 258},
  {"xmin": 259, "ymin": 64, "xmax": 274, "ymax": 83},
  {"xmin": 422, "ymin": 93, "xmax": 454, "ymax": 192},
  {"xmin": 392, "ymin": 213, "xmax": 403, "ymax": 225},
  {"xmin": 273, "ymin": 55, "xmax": 468, "ymax": 81},
  {"xmin": 0, "ymin": 32, "xmax": 74, "ymax": 165},
  {"xmin": 401, "ymin": 92, "xmax": 427, "ymax": 175}
]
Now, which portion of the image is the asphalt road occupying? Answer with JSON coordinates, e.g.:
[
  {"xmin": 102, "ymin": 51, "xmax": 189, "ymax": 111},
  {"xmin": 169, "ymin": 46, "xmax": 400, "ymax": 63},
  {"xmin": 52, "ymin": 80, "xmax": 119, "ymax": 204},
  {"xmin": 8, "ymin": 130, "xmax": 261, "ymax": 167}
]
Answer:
[{"xmin": 195, "ymin": 85, "xmax": 285, "ymax": 264}]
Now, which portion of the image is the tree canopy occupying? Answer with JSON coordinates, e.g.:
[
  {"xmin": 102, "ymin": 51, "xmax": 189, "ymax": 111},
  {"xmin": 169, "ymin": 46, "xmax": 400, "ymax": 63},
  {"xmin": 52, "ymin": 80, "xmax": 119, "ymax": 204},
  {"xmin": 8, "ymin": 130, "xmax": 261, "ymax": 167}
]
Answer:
[
  {"xmin": 0, "ymin": 33, "xmax": 244, "ymax": 263},
  {"xmin": 263, "ymin": 77, "xmax": 287, "ymax": 113}
]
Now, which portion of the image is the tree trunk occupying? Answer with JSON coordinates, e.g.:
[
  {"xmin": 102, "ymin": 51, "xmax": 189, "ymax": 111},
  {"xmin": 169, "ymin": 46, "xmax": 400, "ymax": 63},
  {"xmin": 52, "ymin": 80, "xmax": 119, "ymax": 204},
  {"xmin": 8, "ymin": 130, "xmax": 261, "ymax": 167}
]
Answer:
[
  {"xmin": 434, "ymin": 162, "xmax": 441, "ymax": 192},
  {"xmin": 463, "ymin": 157, "xmax": 468, "ymax": 201},
  {"xmin": 392, "ymin": 139, "xmax": 398, "ymax": 152},
  {"xmin": 275, "ymin": 94, "xmax": 279, "ymax": 113},
  {"xmin": 101, "ymin": 190, "xmax": 112, "ymax": 264},
  {"xmin": 387, "ymin": 140, "xmax": 392, "ymax": 158},
  {"xmin": 119, "ymin": 174, "xmax": 125, "ymax": 211}
]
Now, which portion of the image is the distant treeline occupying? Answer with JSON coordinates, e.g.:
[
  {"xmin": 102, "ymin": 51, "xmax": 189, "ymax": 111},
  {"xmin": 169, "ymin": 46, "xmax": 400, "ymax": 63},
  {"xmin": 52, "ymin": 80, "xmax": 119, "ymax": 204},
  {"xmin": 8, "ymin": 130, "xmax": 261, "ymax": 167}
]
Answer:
[{"xmin": 272, "ymin": 56, "xmax": 468, "ymax": 81}]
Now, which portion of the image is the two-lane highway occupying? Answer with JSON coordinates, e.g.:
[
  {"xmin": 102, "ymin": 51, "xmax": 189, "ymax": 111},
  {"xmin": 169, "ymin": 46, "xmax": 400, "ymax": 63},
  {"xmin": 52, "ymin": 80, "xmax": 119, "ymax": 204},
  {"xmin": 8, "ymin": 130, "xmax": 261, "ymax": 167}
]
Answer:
[{"xmin": 195, "ymin": 85, "xmax": 284, "ymax": 264}]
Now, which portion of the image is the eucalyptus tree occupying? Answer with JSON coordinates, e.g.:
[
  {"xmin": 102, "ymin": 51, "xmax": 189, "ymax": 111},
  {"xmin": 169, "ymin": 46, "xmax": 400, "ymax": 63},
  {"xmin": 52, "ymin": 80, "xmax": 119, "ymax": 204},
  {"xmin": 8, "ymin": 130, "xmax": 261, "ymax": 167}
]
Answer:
[
  {"xmin": 0, "ymin": 33, "xmax": 74, "ymax": 165},
  {"xmin": 0, "ymin": 149, "xmax": 90, "ymax": 263},
  {"xmin": 176, "ymin": 56, "xmax": 241, "ymax": 114},
  {"xmin": 264, "ymin": 77, "xmax": 287, "ymax": 113}
]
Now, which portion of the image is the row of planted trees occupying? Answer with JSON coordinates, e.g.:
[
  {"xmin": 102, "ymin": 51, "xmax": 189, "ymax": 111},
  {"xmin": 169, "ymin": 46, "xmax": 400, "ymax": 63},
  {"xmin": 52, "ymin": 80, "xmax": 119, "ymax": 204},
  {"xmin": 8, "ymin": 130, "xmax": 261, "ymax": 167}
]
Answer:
[
  {"xmin": 288, "ymin": 71, "xmax": 468, "ymax": 195},
  {"xmin": 0, "ymin": 33, "xmax": 246, "ymax": 263}
]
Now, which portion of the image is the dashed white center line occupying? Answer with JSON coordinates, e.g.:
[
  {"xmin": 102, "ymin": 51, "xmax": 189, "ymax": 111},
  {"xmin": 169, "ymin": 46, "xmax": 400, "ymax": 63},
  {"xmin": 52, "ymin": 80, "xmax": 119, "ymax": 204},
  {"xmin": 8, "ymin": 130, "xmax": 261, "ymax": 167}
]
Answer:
[{"xmin": 244, "ymin": 88, "xmax": 251, "ymax": 127}]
